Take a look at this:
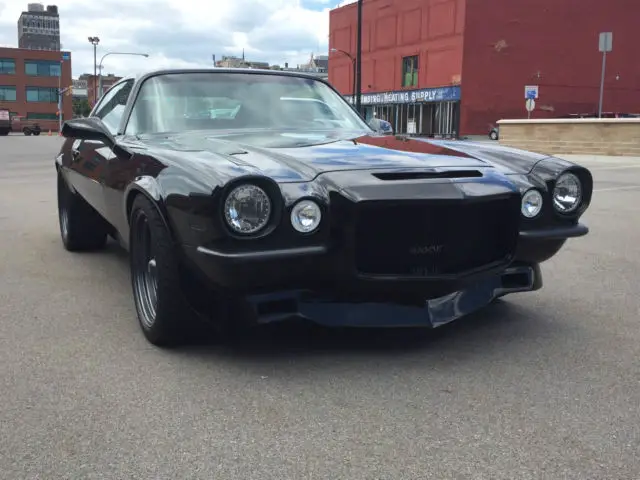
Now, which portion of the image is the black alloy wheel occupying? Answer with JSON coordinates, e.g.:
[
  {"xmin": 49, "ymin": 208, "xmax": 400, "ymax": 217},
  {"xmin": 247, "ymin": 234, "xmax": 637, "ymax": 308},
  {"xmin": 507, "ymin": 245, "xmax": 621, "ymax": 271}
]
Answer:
[
  {"xmin": 57, "ymin": 171, "xmax": 108, "ymax": 251},
  {"xmin": 129, "ymin": 194, "xmax": 196, "ymax": 347}
]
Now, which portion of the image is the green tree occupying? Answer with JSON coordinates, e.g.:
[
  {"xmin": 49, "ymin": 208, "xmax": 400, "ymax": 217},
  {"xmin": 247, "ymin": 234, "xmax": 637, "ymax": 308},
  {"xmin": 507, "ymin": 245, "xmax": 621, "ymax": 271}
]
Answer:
[{"xmin": 72, "ymin": 98, "xmax": 91, "ymax": 117}]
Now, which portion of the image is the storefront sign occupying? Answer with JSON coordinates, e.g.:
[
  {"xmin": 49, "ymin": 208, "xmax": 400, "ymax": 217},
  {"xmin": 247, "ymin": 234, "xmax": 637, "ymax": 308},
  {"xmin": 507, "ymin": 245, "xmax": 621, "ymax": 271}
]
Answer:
[{"xmin": 345, "ymin": 86, "xmax": 460, "ymax": 105}]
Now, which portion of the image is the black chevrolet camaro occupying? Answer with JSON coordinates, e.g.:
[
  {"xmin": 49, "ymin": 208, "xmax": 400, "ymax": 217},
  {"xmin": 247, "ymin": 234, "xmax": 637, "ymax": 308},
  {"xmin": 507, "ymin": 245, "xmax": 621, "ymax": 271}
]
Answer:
[{"xmin": 55, "ymin": 68, "xmax": 592, "ymax": 347}]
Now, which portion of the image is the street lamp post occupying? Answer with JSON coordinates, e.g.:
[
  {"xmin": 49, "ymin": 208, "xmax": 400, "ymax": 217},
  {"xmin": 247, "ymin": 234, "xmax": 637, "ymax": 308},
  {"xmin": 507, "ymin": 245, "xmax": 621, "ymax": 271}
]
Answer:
[
  {"xmin": 355, "ymin": 0, "xmax": 363, "ymax": 114},
  {"xmin": 98, "ymin": 52, "xmax": 149, "ymax": 98},
  {"xmin": 330, "ymin": 48, "xmax": 356, "ymax": 105},
  {"xmin": 88, "ymin": 36, "xmax": 100, "ymax": 105}
]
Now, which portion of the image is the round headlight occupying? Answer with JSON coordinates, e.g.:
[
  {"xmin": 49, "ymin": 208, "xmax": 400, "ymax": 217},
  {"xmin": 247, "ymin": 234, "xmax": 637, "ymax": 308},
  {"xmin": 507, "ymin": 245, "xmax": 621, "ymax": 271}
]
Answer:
[
  {"xmin": 553, "ymin": 172, "xmax": 582, "ymax": 214},
  {"xmin": 521, "ymin": 189, "xmax": 543, "ymax": 218},
  {"xmin": 290, "ymin": 200, "xmax": 322, "ymax": 233},
  {"xmin": 223, "ymin": 184, "xmax": 272, "ymax": 234}
]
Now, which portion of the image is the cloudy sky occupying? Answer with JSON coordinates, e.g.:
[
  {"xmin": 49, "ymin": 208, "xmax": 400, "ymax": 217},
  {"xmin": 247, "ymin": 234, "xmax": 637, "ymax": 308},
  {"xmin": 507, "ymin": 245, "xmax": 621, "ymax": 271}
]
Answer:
[{"xmin": 0, "ymin": 0, "xmax": 357, "ymax": 77}]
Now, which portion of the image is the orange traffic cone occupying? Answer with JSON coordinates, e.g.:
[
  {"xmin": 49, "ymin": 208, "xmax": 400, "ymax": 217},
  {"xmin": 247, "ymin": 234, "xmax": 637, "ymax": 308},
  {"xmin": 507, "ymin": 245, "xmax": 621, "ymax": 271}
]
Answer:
[{"xmin": 48, "ymin": 130, "xmax": 52, "ymax": 136}]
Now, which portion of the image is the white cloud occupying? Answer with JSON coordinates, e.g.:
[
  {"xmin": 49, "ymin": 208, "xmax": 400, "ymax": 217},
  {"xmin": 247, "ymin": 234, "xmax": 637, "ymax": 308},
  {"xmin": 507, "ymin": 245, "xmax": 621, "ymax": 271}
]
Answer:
[{"xmin": 0, "ymin": 0, "xmax": 346, "ymax": 78}]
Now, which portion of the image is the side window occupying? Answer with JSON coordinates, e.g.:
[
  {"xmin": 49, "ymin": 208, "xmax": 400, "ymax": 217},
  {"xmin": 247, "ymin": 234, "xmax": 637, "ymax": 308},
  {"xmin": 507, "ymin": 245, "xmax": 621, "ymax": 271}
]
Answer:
[{"xmin": 92, "ymin": 79, "xmax": 134, "ymax": 135}]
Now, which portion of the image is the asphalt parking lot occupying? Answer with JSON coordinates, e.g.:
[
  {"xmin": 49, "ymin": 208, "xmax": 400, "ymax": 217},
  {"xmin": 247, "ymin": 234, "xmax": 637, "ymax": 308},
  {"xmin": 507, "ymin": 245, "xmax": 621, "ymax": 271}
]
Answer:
[{"xmin": 1, "ymin": 134, "xmax": 639, "ymax": 479}]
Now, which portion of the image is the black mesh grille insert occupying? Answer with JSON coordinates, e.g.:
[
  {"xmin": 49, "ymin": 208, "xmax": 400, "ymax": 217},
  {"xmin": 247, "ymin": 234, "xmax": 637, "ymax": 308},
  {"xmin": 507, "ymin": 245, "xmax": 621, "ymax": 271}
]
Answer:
[{"xmin": 354, "ymin": 197, "xmax": 520, "ymax": 276}]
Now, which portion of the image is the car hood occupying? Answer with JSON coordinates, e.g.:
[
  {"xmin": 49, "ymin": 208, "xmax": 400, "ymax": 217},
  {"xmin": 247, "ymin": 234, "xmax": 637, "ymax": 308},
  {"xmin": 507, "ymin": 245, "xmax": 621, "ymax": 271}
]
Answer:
[{"xmin": 130, "ymin": 130, "xmax": 552, "ymax": 183}]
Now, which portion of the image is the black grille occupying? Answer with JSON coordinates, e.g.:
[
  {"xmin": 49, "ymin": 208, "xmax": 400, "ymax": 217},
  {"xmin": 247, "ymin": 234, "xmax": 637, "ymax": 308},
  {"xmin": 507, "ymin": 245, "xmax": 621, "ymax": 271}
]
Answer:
[{"xmin": 354, "ymin": 197, "xmax": 520, "ymax": 276}]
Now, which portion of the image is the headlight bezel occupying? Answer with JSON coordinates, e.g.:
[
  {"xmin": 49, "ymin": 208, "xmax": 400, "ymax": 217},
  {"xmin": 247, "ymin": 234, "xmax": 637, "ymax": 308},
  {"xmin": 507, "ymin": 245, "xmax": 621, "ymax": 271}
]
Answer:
[
  {"xmin": 290, "ymin": 199, "xmax": 323, "ymax": 234},
  {"xmin": 219, "ymin": 177, "xmax": 283, "ymax": 239},
  {"xmin": 521, "ymin": 188, "xmax": 544, "ymax": 219},
  {"xmin": 552, "ymin": 171, "xmax": 583, "ymax": 215}
]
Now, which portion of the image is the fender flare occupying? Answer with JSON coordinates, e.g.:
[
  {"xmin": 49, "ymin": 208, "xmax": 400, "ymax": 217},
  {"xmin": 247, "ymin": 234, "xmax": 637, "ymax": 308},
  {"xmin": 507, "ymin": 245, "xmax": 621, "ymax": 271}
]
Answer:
[{"xmin": 124, "ymin": 176, "xmax": 175, "ymax": 242}]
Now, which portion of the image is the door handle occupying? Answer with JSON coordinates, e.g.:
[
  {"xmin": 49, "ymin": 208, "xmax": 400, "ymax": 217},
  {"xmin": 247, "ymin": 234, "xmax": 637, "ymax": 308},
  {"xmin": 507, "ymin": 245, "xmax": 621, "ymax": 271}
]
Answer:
[{"xmin": 71, "ymin": 148, "xmax": 81, "ymax": 163}]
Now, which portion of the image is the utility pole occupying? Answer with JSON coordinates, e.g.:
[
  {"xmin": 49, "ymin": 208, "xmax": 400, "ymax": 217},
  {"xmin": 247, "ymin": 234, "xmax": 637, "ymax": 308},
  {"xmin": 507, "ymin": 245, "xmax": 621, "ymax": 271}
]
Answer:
[
  {"xmin": 88, "ymin": 36, "xmax": 100, "ymax": 105},
  {"xmin": 58, "ymin": 59, "xmax": 62, "ymax": 132},
  {"xmin": 355, "ymin": 0, "xmax": 363, "ymax": 114}
]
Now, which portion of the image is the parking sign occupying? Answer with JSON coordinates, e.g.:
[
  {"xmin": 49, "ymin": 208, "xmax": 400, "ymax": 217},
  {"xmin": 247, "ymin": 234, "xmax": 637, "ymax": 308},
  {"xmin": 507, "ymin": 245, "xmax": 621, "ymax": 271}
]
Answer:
[{"xmin": 525, "ymin": 85, "xmax": 539, "ymax": 99}]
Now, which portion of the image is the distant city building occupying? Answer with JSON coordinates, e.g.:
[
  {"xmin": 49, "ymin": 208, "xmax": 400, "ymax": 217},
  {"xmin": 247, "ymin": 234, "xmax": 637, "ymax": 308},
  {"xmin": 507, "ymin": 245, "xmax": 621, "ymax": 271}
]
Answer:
[
  {"xmin": 273, "ymin": 53, "xmax": 329, "ymax": 80},
  {"xmin": 0, "ymin": 46, "xmax": 72, "ymax": 130},
  {"xmin": 77, "ymin": 73, "xmax": 122, "ymax": 106},
  {"xmin": 72, "ymin": 78, "xmax": 87, "ymax": 98},
  {"xmin": 214, "ymin": 52, "xmax": 270, "ymax": 70},
  {"xmin": 212, "ymin": 51, "xmax": 328, "ymax": 79},
  {"xmin": 17, "ymin": 3, "xmax": 60, "ymax": 51}
]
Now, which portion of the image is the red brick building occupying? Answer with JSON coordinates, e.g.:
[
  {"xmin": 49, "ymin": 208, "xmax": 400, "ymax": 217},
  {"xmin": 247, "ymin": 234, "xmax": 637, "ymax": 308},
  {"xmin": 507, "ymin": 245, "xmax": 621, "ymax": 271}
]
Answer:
[
  {"xmin": 329, "ymin": 0, "xmax": 640, "ymax": 136},
  {"xmin": 83, "ymin": 73, "xmax": 123, "ymax": 108},
  {"xmin": 0, "ymin": 47, "xmax": 73, "ymax": 131}
]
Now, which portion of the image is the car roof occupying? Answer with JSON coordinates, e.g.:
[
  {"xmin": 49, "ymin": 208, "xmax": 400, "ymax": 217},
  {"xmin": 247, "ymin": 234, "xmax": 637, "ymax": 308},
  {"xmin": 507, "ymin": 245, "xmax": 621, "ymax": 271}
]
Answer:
[{"xmin": 120, "ymin": 67, "xmax": 329, "ymax": 85}]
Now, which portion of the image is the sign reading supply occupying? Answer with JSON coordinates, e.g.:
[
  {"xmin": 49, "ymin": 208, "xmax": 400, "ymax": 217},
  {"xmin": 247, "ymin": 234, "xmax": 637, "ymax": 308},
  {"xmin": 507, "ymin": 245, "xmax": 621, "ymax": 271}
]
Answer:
[{"xmin": 345, "ymin": 86, "xmax": 461, "ymax": 105}]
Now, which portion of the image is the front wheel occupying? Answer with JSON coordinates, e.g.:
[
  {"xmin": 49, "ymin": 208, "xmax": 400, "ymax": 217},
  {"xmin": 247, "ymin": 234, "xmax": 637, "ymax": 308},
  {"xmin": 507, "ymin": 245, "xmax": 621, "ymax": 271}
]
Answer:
[
  {"xmin": 489, "ymin": 130, "xmax": 498, "ymax": 140},
  {"xmin": 129, "ymin": 194, "xmax": 197, "ymax": 347},
  {"xmin": 23, "ymin": 128, "xmax": 31, "ymax": 136}
]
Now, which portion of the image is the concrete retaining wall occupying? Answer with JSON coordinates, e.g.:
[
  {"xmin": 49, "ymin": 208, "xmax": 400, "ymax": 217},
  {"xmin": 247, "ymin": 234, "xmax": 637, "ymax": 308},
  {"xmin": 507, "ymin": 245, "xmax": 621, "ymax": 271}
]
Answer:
[{"xmin": 496, "ymin": 118, "xmax": 640, "ymax": 157}]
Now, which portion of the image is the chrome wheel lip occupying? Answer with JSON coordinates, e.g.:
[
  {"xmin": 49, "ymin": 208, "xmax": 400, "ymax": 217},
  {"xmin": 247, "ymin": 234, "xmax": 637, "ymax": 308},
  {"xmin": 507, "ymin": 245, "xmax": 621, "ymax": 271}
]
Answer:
[{"xmin": 131, "ymin": 212, "xmax": 159, "ymax": 329}]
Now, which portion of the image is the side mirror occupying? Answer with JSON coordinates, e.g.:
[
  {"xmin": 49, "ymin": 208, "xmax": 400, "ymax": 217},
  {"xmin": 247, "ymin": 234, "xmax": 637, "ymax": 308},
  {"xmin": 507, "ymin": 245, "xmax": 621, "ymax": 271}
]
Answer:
[{"xmin": 61, "ymin": 117, "xmax": 114, "ymax": 146}]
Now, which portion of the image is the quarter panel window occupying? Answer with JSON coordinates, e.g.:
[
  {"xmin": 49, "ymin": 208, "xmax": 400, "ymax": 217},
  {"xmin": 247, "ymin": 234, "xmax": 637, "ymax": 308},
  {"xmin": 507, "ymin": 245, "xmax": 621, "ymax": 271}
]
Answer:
[{"xmin": 93, "ymin": 79, "xmax": 134, "ymax": 135}]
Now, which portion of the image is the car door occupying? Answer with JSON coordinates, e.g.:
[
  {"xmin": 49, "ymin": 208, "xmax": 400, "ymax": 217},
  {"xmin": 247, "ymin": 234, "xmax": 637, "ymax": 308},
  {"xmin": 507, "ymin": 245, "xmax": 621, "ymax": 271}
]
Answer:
[{"xmin": 67, "ymin": 79, "xmax": 134, "ymax": 222}]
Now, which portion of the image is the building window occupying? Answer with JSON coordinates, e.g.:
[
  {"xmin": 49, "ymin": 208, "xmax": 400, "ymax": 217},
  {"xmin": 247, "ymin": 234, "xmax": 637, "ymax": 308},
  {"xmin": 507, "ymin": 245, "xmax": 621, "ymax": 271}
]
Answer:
[
  {"xmin": 0, "ymin": 59, "xmax": 16, "ymax": 75},
  {"xmin": 25, "ymin": 60, "xmax": 61, "ymax": 77},
  {"xmin": 402, "ymin": 56, "xmax": 419, "ymax": 87},
  {"xmin": 26, "ymin": 86, "xmax": 58, "ymax": 103},
  {"xmin": 26, "ymin": 112, "xmax": 58, "ymax": 120},
  {"xmin": 0, "ymin": 86, "xmax": 17, "ymax": 101}
]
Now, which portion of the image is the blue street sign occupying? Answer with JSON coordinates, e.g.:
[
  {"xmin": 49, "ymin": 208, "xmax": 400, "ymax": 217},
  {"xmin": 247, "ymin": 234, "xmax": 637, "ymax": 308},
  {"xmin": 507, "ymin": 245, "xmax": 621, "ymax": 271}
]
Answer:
[
  {"xmin": 526, "ymin": 90, "xmax": 536, "ymax": 99},
  {"xmin": 62, "ymin": 52, "xmax": 70, "ymax": 61}
]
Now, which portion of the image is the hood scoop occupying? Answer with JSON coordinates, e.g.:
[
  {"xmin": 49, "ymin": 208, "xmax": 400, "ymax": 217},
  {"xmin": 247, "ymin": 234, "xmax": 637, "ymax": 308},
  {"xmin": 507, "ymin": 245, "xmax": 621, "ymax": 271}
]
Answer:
[{"xmin": 373, "ymin": 170, "xmax": 483, "ymax": 181}]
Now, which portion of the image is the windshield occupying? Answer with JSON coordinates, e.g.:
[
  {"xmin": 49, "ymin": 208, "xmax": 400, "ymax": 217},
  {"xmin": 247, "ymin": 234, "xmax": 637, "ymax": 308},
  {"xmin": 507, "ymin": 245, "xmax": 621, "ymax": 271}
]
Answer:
[{"xmin": 124, "ymin": 72, "xmax": 371, "ymax": 136}]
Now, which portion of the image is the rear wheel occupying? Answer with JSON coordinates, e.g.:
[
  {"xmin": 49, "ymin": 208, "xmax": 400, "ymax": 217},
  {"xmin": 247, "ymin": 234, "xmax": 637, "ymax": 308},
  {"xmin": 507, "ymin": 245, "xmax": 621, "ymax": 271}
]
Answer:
[
  {"xmin": 57, "ymin": 172, "xmax": 108, "ymax": 251},
  {"xmin": 129, "ymin": 194, "xmax": 199, "ymax": 347},
  {"xmin": 23, "ymin": 128, "xmax": 31, "ymax": 136}
]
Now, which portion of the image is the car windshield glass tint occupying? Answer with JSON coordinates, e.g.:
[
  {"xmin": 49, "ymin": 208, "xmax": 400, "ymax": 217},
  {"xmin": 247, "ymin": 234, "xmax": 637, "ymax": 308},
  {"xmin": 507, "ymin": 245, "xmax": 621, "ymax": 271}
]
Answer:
[{"xmin": 125, "ymin": 72, "xmax": 370, "ymax": 136}]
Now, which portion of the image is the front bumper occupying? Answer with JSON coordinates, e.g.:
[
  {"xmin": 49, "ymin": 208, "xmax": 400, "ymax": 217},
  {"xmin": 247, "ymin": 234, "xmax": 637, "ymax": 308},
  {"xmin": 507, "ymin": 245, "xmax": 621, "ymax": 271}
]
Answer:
[
  {"xmin": 185, "ymin": 223, "xmax": 586, "ymax": 293},
  {"xmin": 242, "ymin": 264, "xmax": 541, "ymax": 328},
  {"xmin": 181, "ymin": 224, "xmax": 585, "ymax": 328}
]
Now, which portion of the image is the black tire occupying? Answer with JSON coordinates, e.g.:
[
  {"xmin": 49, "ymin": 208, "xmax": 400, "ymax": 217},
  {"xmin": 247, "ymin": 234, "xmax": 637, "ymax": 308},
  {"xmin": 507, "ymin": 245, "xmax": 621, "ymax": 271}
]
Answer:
[
  {"xmin": 57, "ymin": 172, "xmax": 108, "ymax": 251},
  {"xmin": 23, "ymin": 128, "xmax": 31, "ymax": 136},
  {"xmin": 33, "ymin": 131, "xmax": 41, "ymax": 136},
  {"xmin": 0, "ymin": 130, "xmax": 9, "ymax": 136},
  {"xmin": 129, "ymin": 194, "xmax": 196, "ymax": 347},
  {"xmin": 490, "ymin": 131, "xmax": 498, "ymax": 140}
]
